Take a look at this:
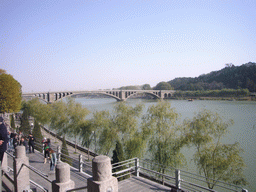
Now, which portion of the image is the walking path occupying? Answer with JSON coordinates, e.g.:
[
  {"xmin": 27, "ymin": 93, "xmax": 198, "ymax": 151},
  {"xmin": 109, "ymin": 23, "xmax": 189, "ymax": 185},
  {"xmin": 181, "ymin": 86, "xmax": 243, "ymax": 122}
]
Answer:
[
  {"xmin": 3, "ymin": 124, "xmax": 174, "ymax": 191},
  {"xmin": 40, "ymin": 128, "xmax": 174, "ymax": 191}
]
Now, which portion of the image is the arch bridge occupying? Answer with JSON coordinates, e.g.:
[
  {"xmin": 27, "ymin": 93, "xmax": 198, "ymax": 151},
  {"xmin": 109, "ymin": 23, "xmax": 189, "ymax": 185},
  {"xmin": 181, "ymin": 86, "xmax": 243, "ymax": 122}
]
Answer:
[{"xmin": 22, "ymin": 90, "xmax": 176, "ymax": 103}]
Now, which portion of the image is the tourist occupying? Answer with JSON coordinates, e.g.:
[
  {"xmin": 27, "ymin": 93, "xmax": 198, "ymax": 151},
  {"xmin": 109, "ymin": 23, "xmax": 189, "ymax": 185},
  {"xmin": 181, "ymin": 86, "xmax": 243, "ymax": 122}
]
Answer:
[
  {"xmin": 47, "ymin": 138, "xmax": 51, "ymax": 148},
  {"xmin": 13, "ymin": 133, "xmax": 19, "ymax": 148},
  {"xmin": 18, "ymin": 131, "xmax": 23, "ymax": 142},
  {"xmin": 19, "ymin": 137, "xmax": 28, "ymax": 153},
  {"xmin": 49, "ymin": 148, "xmax": 57, "ymax": 171},
  {"xmin": 43, "ymin": 138, "xmax": 50, "ymax": 163},
  {"xmin": 28, "ymin": 133, "xmax": 35, "ymax": 153},
  {"xmin": 0, "ymin": 117, "xmax": 8, "ymax": 163}
]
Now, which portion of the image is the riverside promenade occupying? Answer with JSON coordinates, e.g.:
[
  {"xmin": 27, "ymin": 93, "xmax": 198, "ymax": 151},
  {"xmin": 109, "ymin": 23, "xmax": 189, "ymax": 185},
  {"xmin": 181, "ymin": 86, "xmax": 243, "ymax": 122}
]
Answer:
[{"xmin": 4, "ymin": 127, "xmax": 175, "ymax": 191}]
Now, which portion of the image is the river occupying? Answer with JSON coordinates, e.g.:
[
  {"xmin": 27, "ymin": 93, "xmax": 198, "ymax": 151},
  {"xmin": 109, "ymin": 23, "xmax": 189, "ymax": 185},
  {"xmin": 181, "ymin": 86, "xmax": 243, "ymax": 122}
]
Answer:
[{"xmin": 69, "ymin": 97, "xmax": 256, "ymax": 191}]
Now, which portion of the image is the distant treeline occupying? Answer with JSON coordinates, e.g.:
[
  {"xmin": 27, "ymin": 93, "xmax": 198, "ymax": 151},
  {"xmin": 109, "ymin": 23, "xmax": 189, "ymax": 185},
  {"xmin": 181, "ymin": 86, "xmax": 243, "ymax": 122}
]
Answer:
[
  {"xmin": 174, "ymin": 88, "xmax": 250, "ymax": 98},
  {"xmin": 115, "ymin": 62, "xmax": 256, "ymax": 96},
  {"xmin": 168, "ymin": 62, "xmax": 256, "ymax": 92}
]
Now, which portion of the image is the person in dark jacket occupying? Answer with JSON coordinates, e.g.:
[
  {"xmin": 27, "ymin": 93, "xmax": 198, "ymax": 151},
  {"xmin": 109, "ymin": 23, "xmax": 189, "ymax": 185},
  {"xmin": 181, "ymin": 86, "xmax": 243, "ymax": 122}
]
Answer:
[
  {"xmin": 13, "ymin": 134, "xmax": 19, "ymax": 149},
  {"xmin": 28, "ymin": 133, "xmax": 35, "ymax": 153},
  {"xmin": 19, "ymin": 137, "xmax": 28, "ymax": 153},
  {"xmin": 0, "ymin": 117, "xmax": 8, "ymax": 163}
]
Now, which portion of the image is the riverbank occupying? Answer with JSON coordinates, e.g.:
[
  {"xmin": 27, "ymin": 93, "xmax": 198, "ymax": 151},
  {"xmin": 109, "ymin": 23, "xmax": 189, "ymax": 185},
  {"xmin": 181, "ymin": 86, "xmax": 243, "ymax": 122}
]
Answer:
[{"xmin": 171, "ymin": 96, "xmax": 255, "ymax": 101}]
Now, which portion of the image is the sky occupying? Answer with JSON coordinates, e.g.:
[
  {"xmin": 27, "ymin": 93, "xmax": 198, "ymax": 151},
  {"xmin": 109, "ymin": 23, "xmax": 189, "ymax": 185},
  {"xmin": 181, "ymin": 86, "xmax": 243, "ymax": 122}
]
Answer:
[{"xmin": 1, "ymin": 0, "xmax": 256, "ymax": 93}]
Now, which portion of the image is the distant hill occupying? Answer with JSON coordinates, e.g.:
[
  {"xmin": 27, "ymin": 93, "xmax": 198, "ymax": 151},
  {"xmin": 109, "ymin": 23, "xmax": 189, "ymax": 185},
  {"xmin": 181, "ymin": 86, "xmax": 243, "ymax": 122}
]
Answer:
[{"xmin": 168, "ymin": 62, "xmax": 256, "ymax": 92}]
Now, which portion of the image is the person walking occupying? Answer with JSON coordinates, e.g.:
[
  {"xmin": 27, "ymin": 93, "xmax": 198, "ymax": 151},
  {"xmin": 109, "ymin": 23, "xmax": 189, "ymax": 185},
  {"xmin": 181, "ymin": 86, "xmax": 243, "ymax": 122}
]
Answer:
[
  {"xmin": 43, "ymin": 138, "xmax": 50, "ymax": 164},
  {"xmin": 28, "ymin": 133, "xmax": 35, "ymax": 153},
  {"xmin": 49, "ymin": 148, "xmax": 57, "ymax": 171},
  {"xmin": 0, "ymin": 117, "xmax": 8, "ymax": 163}
]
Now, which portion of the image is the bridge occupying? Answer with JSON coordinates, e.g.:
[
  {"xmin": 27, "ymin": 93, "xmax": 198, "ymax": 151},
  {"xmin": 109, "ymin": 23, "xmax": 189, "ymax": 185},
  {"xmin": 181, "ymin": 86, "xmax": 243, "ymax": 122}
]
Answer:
[{"xmin": 22, "ymin": 90, "xmax": 176, "ymax": 103}]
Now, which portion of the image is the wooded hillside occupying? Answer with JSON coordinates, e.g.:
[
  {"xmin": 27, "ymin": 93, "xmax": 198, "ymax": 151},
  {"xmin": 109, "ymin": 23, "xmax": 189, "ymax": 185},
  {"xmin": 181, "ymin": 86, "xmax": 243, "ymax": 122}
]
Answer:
[{"xmin": 168, "ymin": 62, "xmax": 256, "ymax": 92}]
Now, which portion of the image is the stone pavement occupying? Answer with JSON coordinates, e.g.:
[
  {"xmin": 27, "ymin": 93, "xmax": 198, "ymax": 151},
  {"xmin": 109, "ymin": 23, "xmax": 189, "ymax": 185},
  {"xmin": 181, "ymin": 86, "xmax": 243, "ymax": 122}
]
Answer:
[
  {"xmin": 6, "ymin": 150, "xmax": 173, "ymax": 192},
  {"xmin": 3, "ymin": 127, "xmax": 174, "ymax": 192}
]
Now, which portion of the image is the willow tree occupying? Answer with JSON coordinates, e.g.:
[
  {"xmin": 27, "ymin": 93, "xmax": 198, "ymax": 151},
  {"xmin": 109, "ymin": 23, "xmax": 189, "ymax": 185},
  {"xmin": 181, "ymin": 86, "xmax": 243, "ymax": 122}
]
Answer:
[
  {"xmin": 113, "ymin": 102, "xmax": 145, "ymax": 159},
  {"xmin": 142, "ymin": 101, "xmax": 186, "ymax": 173},
  {"xmin": 86, "ymin": 102, "xmax": 145, "ymax": 159},
  {"xmin": 26, "ymin": 98, "xmax": 51, "ymax": 125},
  {"xmin": 50, "ymin": 98, "xmax": 89, "ymax": 142},
  {"xmin": 0, "ymin": 69, "xmax": 22, "ymax": 113},
  {"xmin": 24, "ymin": 98, "xmax": 51, "ymax": 144},
  {"xmin": 89, "ymin": 110, "xmax": 116, "ymax": 155},
  {"xmin": 183, "ymin": 109, "xmax": 247, "ymax": 189}
]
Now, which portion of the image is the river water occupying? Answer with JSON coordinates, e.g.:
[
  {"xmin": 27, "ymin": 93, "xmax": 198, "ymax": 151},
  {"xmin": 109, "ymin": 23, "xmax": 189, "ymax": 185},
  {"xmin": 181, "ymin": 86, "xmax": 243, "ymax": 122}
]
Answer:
[{"xmin": 70, "ymin": 97, "xmax": 256, "ymax": 191}]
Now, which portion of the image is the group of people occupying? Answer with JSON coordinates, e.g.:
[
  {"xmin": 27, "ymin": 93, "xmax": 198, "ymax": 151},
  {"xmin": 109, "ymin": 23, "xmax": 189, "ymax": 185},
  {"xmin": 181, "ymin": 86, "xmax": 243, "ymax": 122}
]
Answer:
[
  {"xmin": 9, "ymin": 131, "xmax": 35, "ymax": 153},
  {"xmin": 0, "ymin": 116, "xmax": 57, "ymax": 171}
]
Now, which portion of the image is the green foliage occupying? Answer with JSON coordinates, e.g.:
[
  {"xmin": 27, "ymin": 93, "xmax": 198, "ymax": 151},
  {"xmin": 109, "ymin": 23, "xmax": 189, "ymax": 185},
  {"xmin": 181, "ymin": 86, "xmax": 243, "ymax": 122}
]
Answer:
[
  {"xmin": 169, "ymin": 62, "xmax": 256, "ymax": 92},
  {"xmin": 85, "ymin": 102, "xmax": 145, "ymax": 159},
  {"xmin": 91, "ymin": 110, "xmax": 116, "ymax": 155},
  {"xmin": 118, "ymin": 85, "xmax": 141, "ymax": 90},
  {"xmin": 10, "ymin": 114, "xmax": 16, "ymax": 130},
  {"xmin": 80, "ymin": 121, "xmax": 93, "ymax": 148},
  {"xmin": 174, "ymin": 89, "xmax": 250, "ymax": 98},
  {"xmin": 153, "ymin": 81, "xmax": 173, "ymax": 90},
  {"xmin": 32, "ymin": 120, "xmax": 43, "ymax": 151},
  {"xmin": 112, "ymin": 140, "xmax": 125, "ymax": 164},
  {"xmin": 50, "ymin": 98, "xmax": 89, "ymax": 138},
  {"xmin": 26, "ymin": 98, "xmax": 51, "ymax": 125},
  {"xmin": 0, "ymin": 70, "xmax": 22, "ymax": 113},
  {"xmin": 183, "ymin": 109, "xmax": 247, "ymax": 189},
  {"xmin": 142, "ymin": 84, "xmax": 151, "ymax": 90},
  {"xmin": 61, "ymin": 136, "xmax": 72, "ymax": 165},
  {"xmin": 19, "ymin": 104, "xmax": 31, "ymax": 135},
  {"xmin": 19, "ymin": 109, "xmax": 31, "ymax": 135},
  {"xmin": 112, "ymin": 140, "xmax": 129, "ymax": 180},
  {"xmin": 142, "ymin": 101, "xmax": 186, "ymax": 170},
  {"xmin": 114, "ymin": 102, "xmax": 145, "ymax": 159}
]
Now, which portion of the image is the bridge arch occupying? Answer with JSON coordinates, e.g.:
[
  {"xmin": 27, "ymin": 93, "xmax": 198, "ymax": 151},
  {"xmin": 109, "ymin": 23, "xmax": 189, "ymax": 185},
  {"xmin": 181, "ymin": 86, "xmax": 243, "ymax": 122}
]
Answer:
[
  {"xmin": 124, "ymin": 91, "xmax": 161, "ymax": 100},
  {"xmin": 70, "ymin": 91, "xmax": 122, "ymax": 101}
]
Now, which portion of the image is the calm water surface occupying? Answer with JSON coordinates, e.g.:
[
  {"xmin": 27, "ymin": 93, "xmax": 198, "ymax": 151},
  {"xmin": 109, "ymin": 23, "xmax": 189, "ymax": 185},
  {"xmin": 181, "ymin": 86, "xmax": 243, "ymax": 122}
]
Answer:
[{"xmin": 72, "ymin": 98, "xmax": 256, "ymax": 191}]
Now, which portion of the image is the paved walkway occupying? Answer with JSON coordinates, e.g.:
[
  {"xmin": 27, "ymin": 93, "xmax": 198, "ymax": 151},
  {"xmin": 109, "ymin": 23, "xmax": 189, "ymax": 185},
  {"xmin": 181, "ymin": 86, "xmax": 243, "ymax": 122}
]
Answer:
[
  {"xmin": 5, "ymin": 150, "xmax": 173, "ymax": 192},
  {"xmin": 3, "ymin": 127, "xmax": 174, "ymax": 192}
]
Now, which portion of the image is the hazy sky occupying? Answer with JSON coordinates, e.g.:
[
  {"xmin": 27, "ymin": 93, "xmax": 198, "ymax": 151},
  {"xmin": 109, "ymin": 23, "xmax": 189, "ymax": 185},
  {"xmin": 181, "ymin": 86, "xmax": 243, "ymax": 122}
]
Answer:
[{"xmin": 1, "ymin": 0, "xmax": 256, "ymax": 93}]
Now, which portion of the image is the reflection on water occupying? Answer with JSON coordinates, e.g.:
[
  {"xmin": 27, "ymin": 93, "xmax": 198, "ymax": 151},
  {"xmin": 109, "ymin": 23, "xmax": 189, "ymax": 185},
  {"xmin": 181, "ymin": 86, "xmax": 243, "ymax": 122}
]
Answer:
[{"xmin": 71, "ymin": 97, "xmax": 256, "ymax": 191}]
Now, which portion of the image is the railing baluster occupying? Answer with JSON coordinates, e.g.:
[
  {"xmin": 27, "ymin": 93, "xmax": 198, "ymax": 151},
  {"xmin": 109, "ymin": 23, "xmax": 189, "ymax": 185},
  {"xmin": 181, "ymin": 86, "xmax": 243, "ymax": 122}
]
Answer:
[
  {"xmin": 175, "ymin": 169, "xmax": 181, "ymax": 190},
  {"xmin": 79, "ymin": 154, "xmax": 83, "ymax": 172}
]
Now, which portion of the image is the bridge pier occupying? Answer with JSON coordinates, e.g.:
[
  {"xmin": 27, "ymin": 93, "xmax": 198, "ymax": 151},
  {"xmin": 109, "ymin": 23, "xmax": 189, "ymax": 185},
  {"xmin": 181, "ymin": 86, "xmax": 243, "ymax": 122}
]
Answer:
[{"xmin": 48, "ymin": 93, "xmax": 56, "ymax": 103}]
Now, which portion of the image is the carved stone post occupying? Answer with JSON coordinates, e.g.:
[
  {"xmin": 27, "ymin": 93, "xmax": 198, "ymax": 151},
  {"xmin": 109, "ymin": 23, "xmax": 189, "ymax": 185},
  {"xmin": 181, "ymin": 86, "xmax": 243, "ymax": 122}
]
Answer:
[
  {"xmin": 1, "ymin": 152, "xmax": 8, "ymax": 172},
  {"xmin": 14, "ymin": 146, "xmax": 30, "ymax": 192},
  {"xmin": 88, "ymin": 155, "xmax": 118, "ymax": 192},
  {"xmin": 52, "ymin": 162, "xmax": 75, "ymax": 192}
]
